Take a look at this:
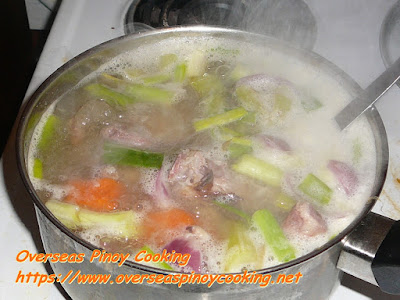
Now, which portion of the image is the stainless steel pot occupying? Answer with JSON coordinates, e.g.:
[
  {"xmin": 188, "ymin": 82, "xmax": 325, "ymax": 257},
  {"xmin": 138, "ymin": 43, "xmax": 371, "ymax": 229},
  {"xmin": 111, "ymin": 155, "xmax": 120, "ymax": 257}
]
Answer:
[{"xmin": 16, "ymin": 26, "xmax": 400, "ymax": 299}]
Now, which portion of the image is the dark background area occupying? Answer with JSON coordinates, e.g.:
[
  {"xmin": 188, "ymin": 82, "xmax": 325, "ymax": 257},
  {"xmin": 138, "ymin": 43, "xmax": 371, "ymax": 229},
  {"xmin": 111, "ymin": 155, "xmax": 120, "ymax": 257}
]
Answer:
[{"xmin": 0, "ymin": 0, "xmax": 50, "ymax": 154}]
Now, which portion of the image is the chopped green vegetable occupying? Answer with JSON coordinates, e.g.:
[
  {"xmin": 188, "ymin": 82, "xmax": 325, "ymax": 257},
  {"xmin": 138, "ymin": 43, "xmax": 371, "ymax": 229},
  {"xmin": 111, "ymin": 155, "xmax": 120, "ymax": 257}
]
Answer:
[
  {"xmin": 224, "ymin": 223, "xmax": 259, "ymax": 272},
  {"xmin": 231, "ymin": 154, "xmax": 283, "ymax": 187},
  {"xmin": 79, "ymin": 209, "xmax": 136, "ymax": 237},
  {"xmin": 139, "ymin": 246, "xmax": 174, "ymax": 270},
  {"xmin": 211, "ymin": 126, "xmax": 241, "ymax": 142},
  {"xmin": 274, "ymin": 93, "xmax": 292, "ymax": 113},
  {"xmin": 231, "ymin": 111, "xmax": 258, "ymax": 135},
  {"xmin": 275, "ymin": 193, "xmax": 296, "ymax": 211},
  {"xmin": 142, "ymin": 74, "xmax": 171, "ymax": 85},
  {"xmin": 45, "ymin": 200, "xmax": 80, "ymax": 229},
  {"xmin": 201, "ymin": 93, "xmax": 226, "ymax": 116},
  {"xmin": 186, "ymin": 50, "xmax": 206, "ymax": 77},
  {"xmin": 227, "ymin": 137, "xmax": 253, "ymax": 159},
  {"xmin": 103, "ymin": 143, "xmax": 164, "ymax": 169},
  {"xmin": 213, "ymin": 200, "xmax": 251, "ymax": 223},
  {"xmin": 230, "ymin": 64, "xmax": 251, "ymax": 81},
  {"xmin": 38, "ymin": 115, "xmax": 60, "ymax": 150},
  {"xmin": 124, "ymin": 84, "xmax": 174, "ymax": 104},
  {"xmin": 174, "ymin": 63, "xmax": 187, "ymax": 82},
  {"xmin": 235, "ymin": 86, "xmax": 262, "ymax": 111},
  {"xmin": 193, "ymin": 107, "xmax": 248, "ymax": 132},
  {"xmin": 159, "ymin": 54, "xmax": 178, "ymax": 69},
  {"xmin": 252, "ymin": 209, "xmax": 296, "ymax": 262},
  {"xmin": 33, "ymin": 158, "xmax": 43, "ymax": 179},
  {"xmin": 191, "ymin": 75, "xmax": 225, "ymax": 97},
  {"xmin": 298, "ymin": 173, "xmax": 332, "ymax": 204},
  {"xmin": 45, "ymin": 200, "xmax": 137, "ymax": 237},
  {"xmin": 85, "ymin": 83, "xmax": 135, "ymax": 107},
  {"xmin": 125, "ymin": 69, "xmax": 145, "ymax": 79},
  {"xmin": 301, "ymin": 97, "xmax": 323, "ymax": 112}
]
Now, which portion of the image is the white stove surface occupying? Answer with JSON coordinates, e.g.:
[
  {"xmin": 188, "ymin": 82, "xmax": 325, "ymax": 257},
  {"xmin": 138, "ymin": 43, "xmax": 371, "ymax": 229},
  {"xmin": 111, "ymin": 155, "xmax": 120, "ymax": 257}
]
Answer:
[{"xmin": 2, "ymin": 0, "xmax": 400, "ymax": 299}]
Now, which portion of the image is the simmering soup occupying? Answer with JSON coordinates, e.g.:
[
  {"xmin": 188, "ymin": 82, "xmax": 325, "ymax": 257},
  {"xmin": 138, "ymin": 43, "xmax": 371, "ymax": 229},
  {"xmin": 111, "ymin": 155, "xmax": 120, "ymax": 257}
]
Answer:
[{"xmin": 28, "ymin": 35, "xmax": 376, "ymax": 274}]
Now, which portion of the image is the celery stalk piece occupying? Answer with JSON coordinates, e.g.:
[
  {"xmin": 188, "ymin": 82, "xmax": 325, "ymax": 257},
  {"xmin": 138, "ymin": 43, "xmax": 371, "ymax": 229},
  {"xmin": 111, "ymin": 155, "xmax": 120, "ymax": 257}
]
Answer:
[
  {"xmin": 252, "ymin": 209, "xmax": 296, "ymax": 263},
  {"xmin": 235, "ymin": 86, "xmax": 262, "ymax": 111},
  {"xmin": 211, "ymin": 126, "xmax": 241, "ymax": 142},
  {"xmin": 274, "ymin": 93, "xmax": 292, "ymax": 113},
  {"xmin": 213, "ymin": 201, "xmax": 251, "ymax": 223},
  {"xmin": 125, "ymin": 69, "xmax": 145, "ymax": 79},
  {"xmin": 301, "ymin": 97, "xmax": 323, "ymax": 112},
  {"xmin": 230, "ymin": 64, "xmax": 251, "ymax": 81},
  {"xmin": 100, "ymin": 73, "xmax": 125, "ymax": 84},
  {"xmin": 33, "ymin": 158, "xmax": 43, "ymax": 179},
  {"xmin": 124, "ymin": 84, "xmax": 174, "ymax": 104},
  {"xmin": 201, "ymin": 93, "xmax": 226, "ymax": 116},
  {"xmin": 45, "ymin": 200, "xmax": 80, "ymax": 230},
  {"xmin": 139, "ymin": 246, "xmax": 174, "ymax": 270},
  {"xmin": 224, "ymin": 223, "xmax": 259, "ymax": 272},
  {"xmin": 45, "ymin": 200, "xmax": 137, "ymax": 237},
  {"xmin": 186, "ymin": 50, "xmax": 206, "ymax": 77},
  {"xmin": 159, "ymin": 53, "xmax": 178, "ymax": 70},
  {"xmin": 193, "ymin": 107, "xmax": 248, "ymax": 132},
  {"xmin": 231, "ymin": 111, "xmax": 258, "ymax": 136},
  {"xmin": 142, "ymin": 74, "xmax": 171, "ymax": 85},
  {"xmin": 38, "ymin": 115, "xmax": 60, "ymax": 151},
  {"xmin": 174, "ymin": 63, "xmax": 187, "ymax": 82},
  {"xmin": 103, "ymin": 143, "xmax": 164, "ymax": 169},
  {"xmin": 231, "ymin": 154, "xmax": 283, "ymax": 187},
  {"xmin": 191, "ymin": 75, "xmax": 225, "ymax": 97},
  {"xmin": 227, "ymin": 137, "xmax": 253, "ymax": 159},
  {"xmin": 85, "ymin": 83, "xmax": 135, "ymax": 107},
  {"xmin": 79, "ymin": 209, "xmax": 136, "ymax": 238},
  {"xmin": 298, "ymin": 173, "xmax": 332, "ymax": 205},
  {"xmin": 275, "ymin": 193, "xmax": 296, "ymax": 211}
]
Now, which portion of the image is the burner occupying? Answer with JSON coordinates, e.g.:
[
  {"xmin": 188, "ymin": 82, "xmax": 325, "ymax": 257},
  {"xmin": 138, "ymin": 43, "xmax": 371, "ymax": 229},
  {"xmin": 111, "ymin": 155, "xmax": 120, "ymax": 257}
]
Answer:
[{"xmin": 124, "ymin": 0, "xmax": 317, "ymax": 49}]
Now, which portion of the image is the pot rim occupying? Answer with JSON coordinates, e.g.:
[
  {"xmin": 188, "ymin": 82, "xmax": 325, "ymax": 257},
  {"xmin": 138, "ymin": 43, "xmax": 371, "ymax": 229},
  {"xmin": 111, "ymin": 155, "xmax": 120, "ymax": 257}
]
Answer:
[{"xmin": 16, "ymin": 25, "xmax": 389, "ymax": 275}]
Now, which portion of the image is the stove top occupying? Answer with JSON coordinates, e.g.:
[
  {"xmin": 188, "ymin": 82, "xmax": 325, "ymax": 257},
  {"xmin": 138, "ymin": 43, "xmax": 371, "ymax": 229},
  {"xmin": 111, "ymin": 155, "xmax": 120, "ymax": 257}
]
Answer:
[
  {"xmin": 2, "ymin": 0, "xmax": 400, "ymax": 299},
  {"xmin": 125, "ymin": 0, "xmax": 317, "ymax": 49}
]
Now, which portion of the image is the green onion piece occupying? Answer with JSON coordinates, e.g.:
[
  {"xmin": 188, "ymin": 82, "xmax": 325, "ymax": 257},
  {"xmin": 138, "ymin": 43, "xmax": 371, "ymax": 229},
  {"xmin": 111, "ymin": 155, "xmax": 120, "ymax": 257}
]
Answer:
[
  {"xmin": 193, "ymin": 107, "xmax": 248, "ymax": 132},
  {"xmin": 38, "ymin": 115, "xmax": 60, "ymax": 150},
  {"xmin": 213, "ymin": 201, "xmax": 251, "ymax": 223},
  {"xmin": 159, "ymin": 54, "xmax": 178, "ymax": 69},
  {"xmin": 298, "ymin": 173, "xmax": 332, "ymax": 204},
  {"xmin": 275, "ymin": 193, "xmax": 296, "ymax": 211},
  {"xmin": 235, "ymin": 86, "xmax": 262, "ymax": 111},
  {"xmin": 174, "ymin": 63, "xmax": 187, "ymax": 82},
  {"xmin": 45, "ymin": 200, "xmax": 80, "ymax": 230},
  {"xmin": 79, "ymin": 209, "xmax": 136, "ymax": 238},
  {"xmin": 142, "ymin": 74, "xmax": 171, "ymax": 85},
  {"xmin": 124, "ymin": 84, "xmax": 174, "ymax": 104},
  {"xmin": 85, "ymin": 83, "xmax": 135, "ymax": 107},
  {"xmin": 224, "ymin": 223, "xmax": 259, "ymax": 272},
  {"xmin": 252, "ymin": 209, "xmax": 296, "ymax": 263},
  {"xmin": 301, "ymin": 97, "xmax": 323, "ymax": 112},
  {"xmin": 33, "ymin": 158, "xmax": 43, "ymax": 179},
  {"xmin": 103, "ymin": 143, "xmax": 164, "ymax": 169},
  {"xmin": 231, "ymin": 154, "xmax": 283, "ymax": 187},
  {"xmin": 202, "ymin": 93, "xmax": 225, "ymax": 116},
  {"xmin": 139, "ymin": 246, "xmax": 174, "ymax": 270}
]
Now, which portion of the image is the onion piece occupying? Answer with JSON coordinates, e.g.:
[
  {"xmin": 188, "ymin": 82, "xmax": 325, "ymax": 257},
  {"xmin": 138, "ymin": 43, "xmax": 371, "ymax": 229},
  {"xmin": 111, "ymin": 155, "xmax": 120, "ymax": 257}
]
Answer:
[
  {"xmin": 256, "ymin": 134, "xmax": 291, "ymax": 151},
  {"xmin": 163, "ymin": 238, "xmax": 201, "ymax": 273}
]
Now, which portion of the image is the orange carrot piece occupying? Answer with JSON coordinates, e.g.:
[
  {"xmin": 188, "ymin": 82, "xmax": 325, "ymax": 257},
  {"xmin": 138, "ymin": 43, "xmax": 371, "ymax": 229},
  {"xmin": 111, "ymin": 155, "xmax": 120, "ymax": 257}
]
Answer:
[
  {"xmin": 65, "ymin": 178, "xmax": 124, "ymax": 212},
  {"xmin": 141, "ymin": 208, "xmax": 196, "ymax": 246}
]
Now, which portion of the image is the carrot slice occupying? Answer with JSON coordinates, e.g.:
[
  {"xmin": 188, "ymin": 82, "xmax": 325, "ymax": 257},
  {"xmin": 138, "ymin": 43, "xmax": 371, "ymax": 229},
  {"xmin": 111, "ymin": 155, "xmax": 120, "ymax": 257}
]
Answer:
[
  {"xmin": 65, "ymin": 178, "xmax": 124, "ymax": 212},
  {"xmin": 141, "ymin": 208, "xmax": 196, "ymax": 246}
]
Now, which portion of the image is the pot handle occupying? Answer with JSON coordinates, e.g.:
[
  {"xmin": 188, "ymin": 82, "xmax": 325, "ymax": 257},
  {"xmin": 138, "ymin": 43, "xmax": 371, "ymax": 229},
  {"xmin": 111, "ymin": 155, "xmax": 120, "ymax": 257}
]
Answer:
[{"xmin": 337, "ymin": 212, "xmax": 400, "ymax": 294}]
